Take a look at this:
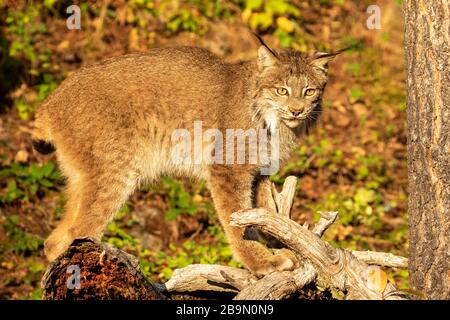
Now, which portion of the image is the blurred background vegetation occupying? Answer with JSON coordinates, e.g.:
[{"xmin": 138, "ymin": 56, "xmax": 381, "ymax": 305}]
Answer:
[{"xmin": 0, "ymin": 0, "xmax": 407, "ymax": 299}]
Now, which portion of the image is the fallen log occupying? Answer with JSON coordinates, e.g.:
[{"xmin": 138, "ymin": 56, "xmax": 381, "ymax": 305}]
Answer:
[{"xmin": 41, "ymin": 238, "xmax": 165, "ymax": 300}]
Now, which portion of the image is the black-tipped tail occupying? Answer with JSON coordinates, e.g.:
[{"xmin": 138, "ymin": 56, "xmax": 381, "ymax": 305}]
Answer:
[{"xmin": 32, "ymin": 139, "xmax": 56, "ymax": 155}]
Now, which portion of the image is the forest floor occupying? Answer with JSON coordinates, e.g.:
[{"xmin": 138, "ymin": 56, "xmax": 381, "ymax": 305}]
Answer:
[{"xmin": 0, "ymin": 0, "xmax": 408, "ymax": 299}]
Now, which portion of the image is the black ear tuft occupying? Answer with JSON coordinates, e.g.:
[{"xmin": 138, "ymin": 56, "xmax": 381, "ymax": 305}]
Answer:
[
  {"xmin": 252, "ymin": 32, "xmax": 278, "ymax": 58},
  {"xmin": 310, "ymin": 47, "xmax": 348, "ymax": 71}
]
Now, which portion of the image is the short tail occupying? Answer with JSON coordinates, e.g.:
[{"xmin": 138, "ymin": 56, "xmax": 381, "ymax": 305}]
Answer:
[
  {"xmin": 32, "ymin": 139, "xmax": 56, "ymax": 154},
  {"xmin": 32, "ymin": 106, "xmax": 56, "ymax": 155}
]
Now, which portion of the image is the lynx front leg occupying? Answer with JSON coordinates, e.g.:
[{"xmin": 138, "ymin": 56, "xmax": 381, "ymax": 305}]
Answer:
[{"xmin": 207, "ymin": 167, "xmax": 297, "ymax": 277}]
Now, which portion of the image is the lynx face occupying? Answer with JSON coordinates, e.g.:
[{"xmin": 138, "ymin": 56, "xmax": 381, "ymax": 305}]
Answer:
[{"xmin": 254, "ymin": 46, "xmax": 340, "ymax": 130}]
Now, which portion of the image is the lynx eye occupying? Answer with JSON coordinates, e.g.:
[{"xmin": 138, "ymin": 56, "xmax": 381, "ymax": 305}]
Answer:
[
  {"xmin": 304, "ymin": 88, "xmax": 316, "ymax": 96},
  {"xmin": 276, "ymin": 87, "xmax": 288, "ymax": 96}
]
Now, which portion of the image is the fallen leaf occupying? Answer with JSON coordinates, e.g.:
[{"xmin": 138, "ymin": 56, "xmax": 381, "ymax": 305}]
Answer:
[
  {"xmin": 56, "ymin": 40, "xmax": 70, "ymax": 52},
  {"xmin": 15, "ymin": 149, "xmax": 29, "ymax": 163},
  {"xmin": 192, "ymin": 194, "xmax": 203, "ymax": 203},
  {"xmin": 367, "ymin": 266, "xmax": 388, "ymax": 293}
]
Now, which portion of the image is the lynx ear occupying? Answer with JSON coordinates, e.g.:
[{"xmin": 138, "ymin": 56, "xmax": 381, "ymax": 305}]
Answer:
[
  {"xmin": 310, "ymin": 49, "xmax": 346, "ymax": 72},
  {"xmin": 253, "ymin": 33, "xmax": 279, "ymax": 71},
  {"xmin": 258, "ymin": 45, "xmax": 278, "ymax": 71}
]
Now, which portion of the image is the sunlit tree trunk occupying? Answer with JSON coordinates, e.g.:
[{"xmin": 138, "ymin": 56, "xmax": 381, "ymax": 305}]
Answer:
[{"xmin": 403, "ymin": 0, "xmax": 449, "ymax": 299}]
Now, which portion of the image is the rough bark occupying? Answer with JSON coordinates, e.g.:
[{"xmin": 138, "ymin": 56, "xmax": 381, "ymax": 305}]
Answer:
[
  {"xmin": 403, "ymin": 0, "xmax": 450, "ymax": 299},
  {"xmin": 41, "ymin": 238, "xmax": 165, "ymax": 300}
]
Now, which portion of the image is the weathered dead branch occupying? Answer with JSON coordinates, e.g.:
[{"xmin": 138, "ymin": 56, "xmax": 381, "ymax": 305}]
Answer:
[
  {"xmin": 230, "ymin": 209, "xmax": 404, "ymax": 299},
  {"xmin": 234, "ymin": 263, "xmax": 317, "ymax": 300},
  {"xmin": 164, "ymin": 264, "xmax": 256, "ymax": 293},
  {"xmin": 351, "ymin": 251, "xmax": 408, "ymax": 269}
]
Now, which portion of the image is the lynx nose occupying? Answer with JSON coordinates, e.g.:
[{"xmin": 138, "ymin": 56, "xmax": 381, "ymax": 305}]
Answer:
[{"xmin": 290, "ymin": 107, "xmax": 304, "ymax": 117}]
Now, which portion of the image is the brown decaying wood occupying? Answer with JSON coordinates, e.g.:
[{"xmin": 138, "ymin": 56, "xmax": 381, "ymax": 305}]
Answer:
[
  {"xmin": 41, "ymin": 238, "xmax": 165, "ymax": 300},
  {"xmin": 42, "ymin": 176, "xmax": 408, "ymax": 300}
]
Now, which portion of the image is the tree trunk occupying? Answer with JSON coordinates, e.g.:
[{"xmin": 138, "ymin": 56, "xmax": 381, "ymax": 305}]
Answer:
[{"xmin": 403, "ymin": 0, "xmax": 450, "ymax": 299}]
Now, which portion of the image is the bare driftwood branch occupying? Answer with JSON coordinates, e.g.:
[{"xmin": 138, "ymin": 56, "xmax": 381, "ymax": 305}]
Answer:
[
  {"xmin": 234, "ymin": 263, "xmax": 317, "ymax": 300},
  {"xmin": 351, "ymin": 251, "xmax": 408, "ymax": 269},
  {"xmin": 164, "ymin": 264, "xmax": 256, "ymax": 293},
  {"xmin": 271, "ymin": 176, "xmax": 297, "ymax": 218},
  {"xmin": 312, "ymin": 211, "xmax": 339, "ymax": 237},
  {"xmin": 230, "ymin": 209, "xmax": 405, "ymax": 300}
]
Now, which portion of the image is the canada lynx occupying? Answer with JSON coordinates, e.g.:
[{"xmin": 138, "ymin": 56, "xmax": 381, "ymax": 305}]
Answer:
[{"xmin": 33, "ymin": 39, "xmax": 341, "ymax": 276}]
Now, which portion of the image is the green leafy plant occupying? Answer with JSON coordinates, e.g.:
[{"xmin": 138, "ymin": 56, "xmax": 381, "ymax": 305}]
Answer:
[
  {"xmin": 5, "ymin": 5, "xmax": 48, "ymax": 76},
  {"xmin": 312, "ymin": 187, "xmax": 384, "ymax": 229},
  {"xmin": 161, "ymin": 177, "xmax": 200, "ymax": 221},
  {"xmin": 0, "ymin": 162, "xmax": 61, "ymax": 203},
  {"xmin": 102, "ymin": 208, "xmax": 239, "ymax": 281},
  {"xmin": 237, "ymin": 0, "xmax": 300, "ymax": 47},
  {"xmin": 2, "ymin": 216, "xmax": 44, "ymax": 255},
  {"xmin": 140, "ymin": 225, "xmax": 240, "ymax": 280},
  {"xmin": 5, "ymin": 3, "xmax": 59, "ymax": 119},
  {"xmin": 165, "ymin": 8, "xmax": 205, "ymax": 34}
]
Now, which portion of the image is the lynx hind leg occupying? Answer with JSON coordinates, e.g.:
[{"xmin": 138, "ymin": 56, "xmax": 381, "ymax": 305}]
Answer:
[
  {"xmin": 44, "ymin": 177, "xmax": 82, "ymax": 262},
  {"xmin": 44, "ymin": 168, "xmax": 136, "ymax": 262}
]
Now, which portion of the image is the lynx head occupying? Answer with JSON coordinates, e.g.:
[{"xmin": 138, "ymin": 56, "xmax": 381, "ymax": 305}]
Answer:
[{"xmin": 252, "ymin": 40, "xmax": 343, "ymax": 131}]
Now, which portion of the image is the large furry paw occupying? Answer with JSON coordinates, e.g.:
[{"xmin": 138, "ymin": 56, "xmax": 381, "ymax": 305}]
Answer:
[
  {"xmin": 44, "ymin": 229, "xmax": 75, "ymax": 262},
  {"xmin": 250, "ymin": 249, "xmax": 299, "ymax": 277}
]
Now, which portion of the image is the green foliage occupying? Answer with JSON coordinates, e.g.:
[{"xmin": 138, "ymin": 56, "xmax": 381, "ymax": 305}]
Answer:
[
  {"xmin": 104, "ymin": 221, "xmax": 140, "ymax": 249},
  {"xmin": 13, "ymin": 73, "xmax": 58, "ymax": 119},
  {"xmin": 124, "ymin": 0, "xmax": 232, "ymax": 35},
  {"xmin": 102, "ymin": 203, "xmax": 136, "ymax": 248},
  {"xmin": 346, "ymin": 63, "xmax": 361, "ymax": 75},
  {"xmin": 237, "ymin": 0, "xmax": 300, "ymax": 47},
  {"xmin": 103, "ymin": 213, "xmax": 239, "ymax": 281},
  {"xmin": 139, "ymin": 226, "xmax": 240, "ymax": 280},
  {"xmin": 29, "ymin": 288, "xmax": 44, "ymax": 300},
  {"xmin": 14, "ymin": 99, "xmax": 33, "ymax": 120},
  {"xmin": 0, "ymin": 162, "xmax": 61, "ymax": 203},
  {"xmin": 162, "ymin": 0, "xmax": 234, "ymax": 34},
  {"xmin": 161, "ymin": 177, "xmax": 200, "ymax": 221},
  {"xmin": 311, "ymin": 187, "xmax": 384, "ymax": 230},
  {"xmin": 355, "ymin": 155, "xmax": 385, "ymax": 183},
  {"xmin": 5, "ymin": 5, "xmax": 49, "ymax": 75},
  {"xmin": 4, "ymin": 3, "xmax": 59, "ymax": 118},
  {"xmin": 1, "ymin": 216, "xmax": 44, "ymax": 255},
  {"xmin": 165, "ymin": 8, "xmax": 205, "ymax": 34},
  {"xmin": 36, "ymin": 73, "xmax": 58, "ymax": 101},
  {"xmin": 350, "ymin": 87, "xmax": 364, "ymax": 102}
]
